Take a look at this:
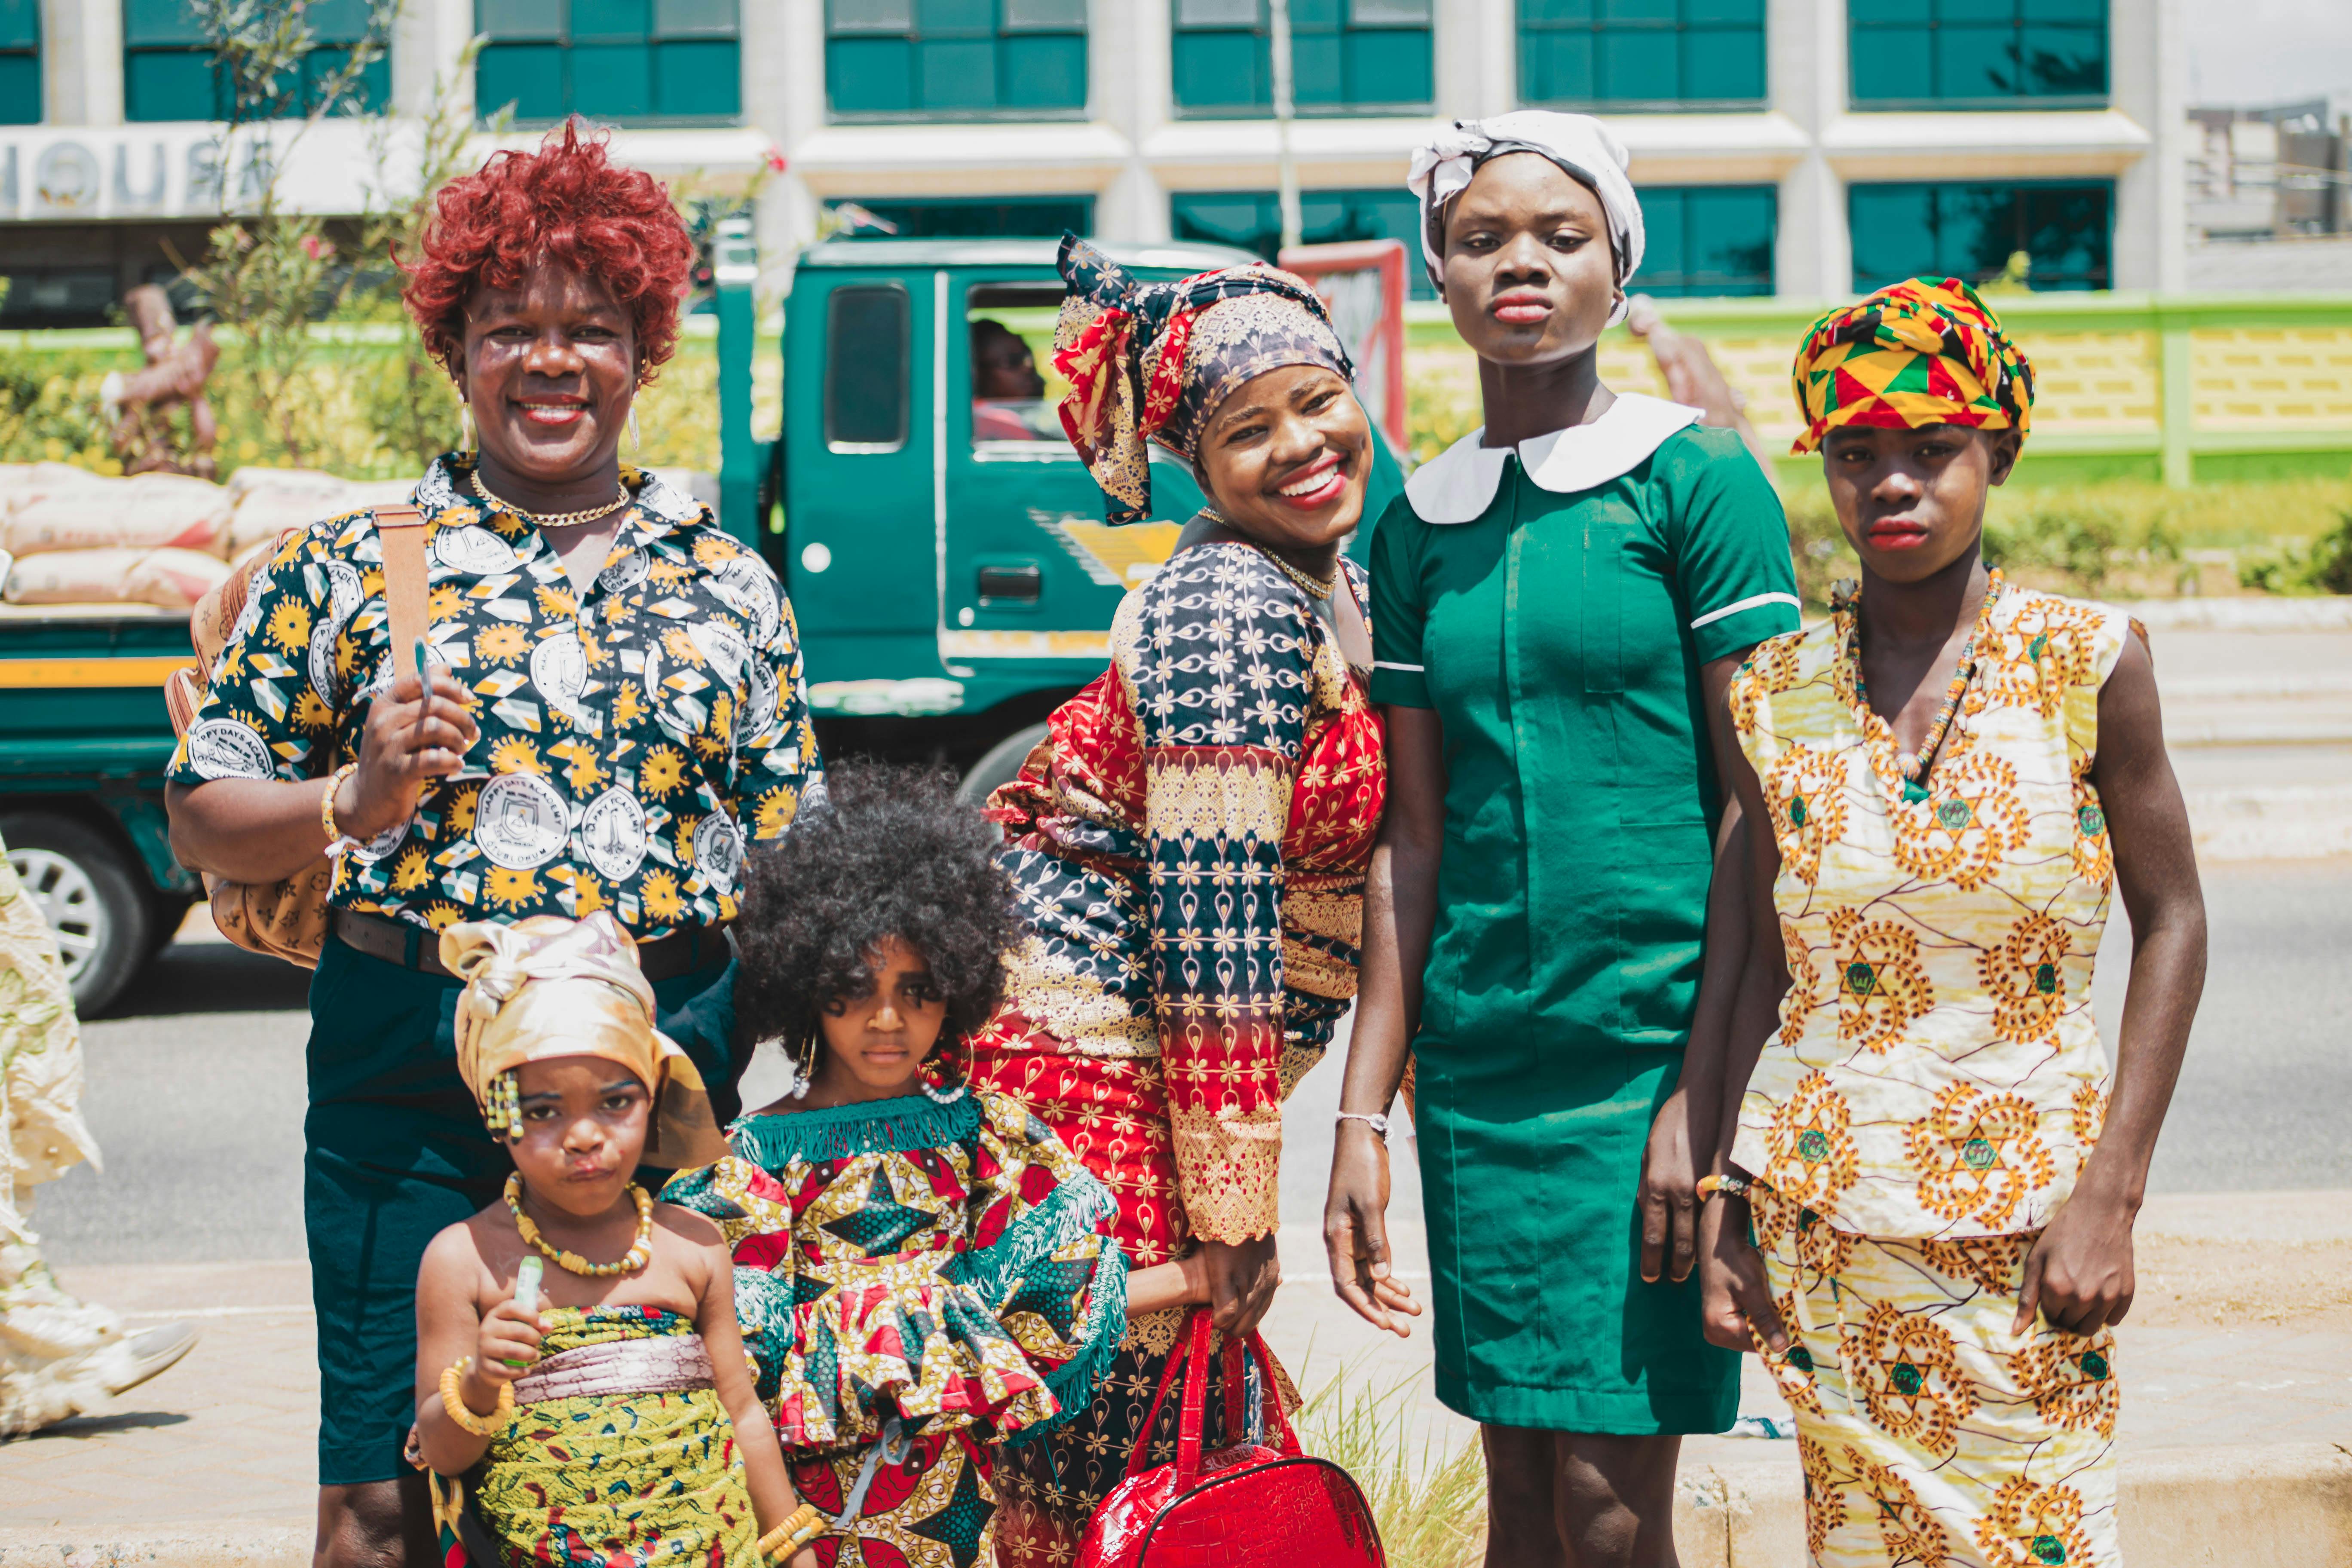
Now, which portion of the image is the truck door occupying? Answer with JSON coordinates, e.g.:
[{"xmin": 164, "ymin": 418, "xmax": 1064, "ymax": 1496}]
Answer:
[
  {"xmin": 942, "ymin": 276, "xmax": 1208, "ymax": 695},
  {"xmin": 782, "ymin": 269, "xmax": 941, "ymax": 688}
]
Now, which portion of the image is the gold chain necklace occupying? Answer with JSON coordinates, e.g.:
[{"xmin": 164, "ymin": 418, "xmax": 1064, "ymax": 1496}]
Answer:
[
  {"xmin": 505, "ymin": 1173, "xmax": 654, "ymax": 1278},
  {"xmin": 1194, "ymin": 505, "xmax": 1338, "ymax": 600},
  {"xmin": 470, "ymin": 469, "xmax": 629, "ymax": 528}
]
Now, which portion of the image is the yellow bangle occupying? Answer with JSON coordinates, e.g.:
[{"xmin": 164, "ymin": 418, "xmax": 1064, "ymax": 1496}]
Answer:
[
  {"xmin": 437, "ymin": 1357, "xmax": 514, "ymax": 1437},
  {"xmin": 759, "ymin": 1503, "xmax": 826, "ymax": 1561}
]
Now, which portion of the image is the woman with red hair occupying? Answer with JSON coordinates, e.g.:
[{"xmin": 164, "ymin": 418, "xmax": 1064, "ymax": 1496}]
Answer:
[{"xmin": 166, "ymin": 122, "xmax": 821, "ymax": 1563}]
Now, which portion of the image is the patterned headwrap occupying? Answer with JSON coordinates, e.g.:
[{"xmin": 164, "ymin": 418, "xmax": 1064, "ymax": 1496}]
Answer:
[
  {"xmin": 1789, "ymin": 276, "xmax": 2035, "ymax": 456},
  {"xmin": 442, "ymin": 912, "xmax": 727, "ymax": 1167},
  {"xmin": 1053, "ymin": 233, "xmax": 1352, "ymax": 526},
  {"xmin": 1407, "ymin": 110, "xmax": 1645, "ymax": 320}
]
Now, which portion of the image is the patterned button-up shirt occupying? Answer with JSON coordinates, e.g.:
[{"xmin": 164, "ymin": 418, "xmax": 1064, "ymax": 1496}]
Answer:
[
  {"xmin": 167, "ymin": 454, "xmax": 819, "ymax": 936},
  {"xmin": 1729, "ymin": 585, "xmax": 2130, "ymax": 1239}
]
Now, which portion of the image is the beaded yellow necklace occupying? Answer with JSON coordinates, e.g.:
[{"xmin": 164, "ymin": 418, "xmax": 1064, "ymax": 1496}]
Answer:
[{"xmin": 504, "ymin": 1172, "xmax": 654, "ymax": 1278}]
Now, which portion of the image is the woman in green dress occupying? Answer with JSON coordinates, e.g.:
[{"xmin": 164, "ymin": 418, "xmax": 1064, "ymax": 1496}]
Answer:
[{"xmin": 1322, "ymin": 111, "xmax": 1803, "ymax": 1565}]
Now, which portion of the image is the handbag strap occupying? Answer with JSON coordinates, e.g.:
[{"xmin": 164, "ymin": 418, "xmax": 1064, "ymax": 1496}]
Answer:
[
  {"xmin": 375, "ymin": 504, "xmax": 429, "ymax": 683},
  {"xmin": 1245, "ymin": 1329, "xmax": 1304, "ymax": 1458},
  {"xmin": 1174, "ymin": 1306, "xmax": 1213, "ymax": 1482},
  {"xmin": 1122, "ymin": 1306, "xmax": 1213, "ymax": 1485}
]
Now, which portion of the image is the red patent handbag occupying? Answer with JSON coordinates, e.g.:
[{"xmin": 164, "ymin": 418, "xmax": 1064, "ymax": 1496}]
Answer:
[{"xmin": 1077, "ymin": 1308, "xmax": 1386, "ymax": 1568}]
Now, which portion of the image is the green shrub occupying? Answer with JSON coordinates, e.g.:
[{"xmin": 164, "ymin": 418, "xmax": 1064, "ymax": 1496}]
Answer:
[{"xmin": 2236, "ymin": 510, "xmax": 2352, "ymax": 595}]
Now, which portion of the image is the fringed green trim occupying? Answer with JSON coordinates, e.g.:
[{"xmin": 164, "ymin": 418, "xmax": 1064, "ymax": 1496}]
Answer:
[
  {"xmin": 955, "ymin": 1171, "xmax": 1129, "ymax": 1445},
  {"xmin": 1008, "ymin": 1244, "xmax": 1128, "ymax": 1445},
  {"xmin": 946, "ymin": 1172, "xmax": 1117, "ymax": 1305},
  {"xmin": 729, "ymin": 1092, "xmax": 982, "ymax": 1168}
]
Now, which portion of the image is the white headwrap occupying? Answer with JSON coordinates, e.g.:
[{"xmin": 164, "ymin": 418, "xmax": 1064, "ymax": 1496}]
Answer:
[{"xmin": 1407, "ymin": 111, "xmax": 1645, "ymax": 325}]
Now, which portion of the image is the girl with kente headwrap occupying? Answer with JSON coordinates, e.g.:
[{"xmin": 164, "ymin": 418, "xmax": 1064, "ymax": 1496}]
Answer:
[
  {"xmin": 1698, "ymin": 278, "xmax": 2205, "ymax": 1568},
  {"xmin": 1322, "ymin": 110, "xmax": 1803, "ymax": 1564},
  {"xmin": 962, "ymin": 236, "xmax": 1394, "ymax": 1566},
  {"xmin": 410, "ymin": 911, "xmax": 820, "ymax": 1568},
  {"xmin": 666, "ymin": 763, "xmax": 1130, "ymax": 1568}
]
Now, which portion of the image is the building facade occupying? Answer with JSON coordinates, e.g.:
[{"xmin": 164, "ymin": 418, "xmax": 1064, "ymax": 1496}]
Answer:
[{"xmin": 0, "ymin": 0, "xmax": 2186, "ymax": 323}]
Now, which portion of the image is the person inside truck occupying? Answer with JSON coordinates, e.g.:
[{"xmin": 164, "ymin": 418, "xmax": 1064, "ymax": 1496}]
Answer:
[
  {"xmin": 963, "ymin": 235, "xmax": 1399, "ymax": 1567},
  {"xmin": 161, "ymin": 120, "xmax": 821, "ymax": 1568},
  {"xmin": 970, "ymin": 316, "xmax": 1056, "ymax": 442}
]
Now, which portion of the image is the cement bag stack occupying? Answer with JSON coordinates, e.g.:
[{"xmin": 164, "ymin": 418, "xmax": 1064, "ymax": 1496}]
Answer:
[
  {"xmin": 0, "ymin": 466, "xmax": 236, "ymax": 609},
  {"xmin": 226, "ymin": 467, "xmax": 418, "ymax": 570}
]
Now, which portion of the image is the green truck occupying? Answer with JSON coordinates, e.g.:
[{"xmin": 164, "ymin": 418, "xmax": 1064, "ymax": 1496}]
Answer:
[{"xmin": 0, "ymin": 233, "xmax": 1406, "ymax": 1012}]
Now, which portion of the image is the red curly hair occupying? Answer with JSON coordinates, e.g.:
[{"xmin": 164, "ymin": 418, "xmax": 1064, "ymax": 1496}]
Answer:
[{"xmin": 403, "ymin": 119, "xmax": 694, "ymax": 384}]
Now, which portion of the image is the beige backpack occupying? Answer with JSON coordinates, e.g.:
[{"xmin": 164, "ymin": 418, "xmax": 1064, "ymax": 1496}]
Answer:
[{"xmin": 166, "ymin": 505, "xmax": 430, "ymax": 967}]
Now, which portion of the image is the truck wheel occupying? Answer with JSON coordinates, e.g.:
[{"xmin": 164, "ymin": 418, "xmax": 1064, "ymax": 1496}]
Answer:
[
  {"xmin": 957, "ymin": 722, "xmax": 1051, "ymax": 807},
  {"xmin": 0, "ymin": 812, "xmax": 156, "ymax": 1017}
]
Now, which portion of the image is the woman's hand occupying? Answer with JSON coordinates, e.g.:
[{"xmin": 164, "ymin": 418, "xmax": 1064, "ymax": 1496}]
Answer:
[
  {"xmin": 1323, "ymin": 1121, "xmax": 1420, "ymax": 1337},
  {"xmin": 338, "ymin": 666, "xmax": 479, "ymax": 841},
  {"xmin": 1697, "ymin": 1196, "xmax": 1786, "ymax": 1354},
  {"xmin": 1638, "ymin": 1085, "xmax": 1703, "ymax": 1285},
  {"xmin": 2014, "ymin": 1185, "xmax": 2137, "ymax": 1337},
  {"xmin": 472, "ymin": 1295, "xmax": 544, "ymax": 1383},
  {"xmin": 1197, "ymin": 1234, "xmax": 1281, "ymax": 1340}
]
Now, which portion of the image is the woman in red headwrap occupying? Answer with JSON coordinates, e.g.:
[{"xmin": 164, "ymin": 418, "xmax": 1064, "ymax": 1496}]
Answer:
[{"xmin": 963, "ymin": 236, "xmax": 1401, "ymax": 1566}]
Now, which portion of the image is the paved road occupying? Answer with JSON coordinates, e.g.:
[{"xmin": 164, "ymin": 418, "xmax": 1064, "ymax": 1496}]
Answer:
[{"xmin": 32, "ymin": 861, "xmax": 2352, "ymax": 1268}]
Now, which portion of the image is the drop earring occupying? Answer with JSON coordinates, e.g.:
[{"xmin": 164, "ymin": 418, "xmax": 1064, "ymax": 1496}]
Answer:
[
  {"xmin": 458, "ymin": 398, "xmax": 475, "ymax": 454},
  {"xmin": 628, "ymin": 406, "xmax": 641, "ymax": 454},
  {"xmin": 789, "ymin": 1034, "xmax": 816, "ymax": 1100}
]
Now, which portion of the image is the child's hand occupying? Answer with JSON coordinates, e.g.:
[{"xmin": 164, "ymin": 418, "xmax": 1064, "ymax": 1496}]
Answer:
[
  {"xmin": 786, "ymin": 1548, "xmax": 821, "ymax": 1568},
  {"xmin": 474, "ymin": 1296, "xmax": 545, "ymax": 1381}
]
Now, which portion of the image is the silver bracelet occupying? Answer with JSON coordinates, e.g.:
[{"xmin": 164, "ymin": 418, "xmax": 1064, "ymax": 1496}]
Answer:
[{"xmin": 1335, "ymin": 1111, "xmax": 1390, "ymax": 1138}]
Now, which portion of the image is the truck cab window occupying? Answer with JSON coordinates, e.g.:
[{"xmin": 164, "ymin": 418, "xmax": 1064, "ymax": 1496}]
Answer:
[
  {"xmin": 825, "ymin": 285, "xmax": 911, "ymax": 452},
  {"xmin": 967, "ymin": 286, "xmax": 1065, "ymax": 451}
]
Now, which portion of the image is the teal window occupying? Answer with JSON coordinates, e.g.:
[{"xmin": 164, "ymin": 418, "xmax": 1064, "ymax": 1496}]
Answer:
[
  {"xmin": 1171, "ymin": 0, "xmax": 1433, "ymax": 118},
  {"xmin": 1520, "ymin": 0, "xmax": 1767, "ymax": 109},
  {"xmin": 1849, "ymin": 0, "xmax": 2107, "ymax": 107},
  {"xmin": 827, "ymin": 0, "xmax": 1087, "ymax": 120},
  {"xmin": 831, "ymin": 196, "xmax": 1094, "ymax": 237},
  {"xmin": 1170, "ymin": 187, "xmax": 1432, "ymax": 297},
  {"xmin": 126, "ymin": 0, "xmax": 388, "ymax": 122},
  {"xmin": 1850, "ymin": 181, "xmax": 2113, "ymax": 292},
  {"xmin": 476, "ymin": 0, "xmax": 742, "ymax": 126},
  {"xmin": 1638, "ymin": 186, "xmax": 1775, "ymax": 296},
  {"xmin": 0, "ymin": 1, "xmax": 36, "ymax": 126}
]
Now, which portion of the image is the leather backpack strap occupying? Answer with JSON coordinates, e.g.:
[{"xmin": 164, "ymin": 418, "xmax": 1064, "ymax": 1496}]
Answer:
[{"xmin": 375, "ymin": 503, "xmax": 429, "ymax": 683}]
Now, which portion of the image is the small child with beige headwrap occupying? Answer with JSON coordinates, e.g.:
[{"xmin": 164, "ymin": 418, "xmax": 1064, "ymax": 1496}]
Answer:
[{"xmin": 408, "ymin": 912, "xmax": 821, "ymax": 1568}]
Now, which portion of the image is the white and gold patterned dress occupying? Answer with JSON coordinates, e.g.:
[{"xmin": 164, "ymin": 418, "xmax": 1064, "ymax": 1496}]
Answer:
[{"xmin": 1729, "ymin": 582, "xmax": 2133, "ymax": 1568}]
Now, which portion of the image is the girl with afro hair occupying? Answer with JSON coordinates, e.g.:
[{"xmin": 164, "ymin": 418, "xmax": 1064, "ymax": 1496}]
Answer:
[{"xmin": 665, "ymin": 765, "xmax": 1192, "ymax": 1565}]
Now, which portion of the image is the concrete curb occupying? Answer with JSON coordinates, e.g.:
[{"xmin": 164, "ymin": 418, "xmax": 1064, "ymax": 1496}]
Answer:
[
  {"xmin": 1674, "ymin": 1443, "xmax": 2352, "ymax": 1568},
  {"xmin": 2126, "ymin": 599, "xmax": 2352, "ymax": 632},
  {"xmin": 3, "ymin": 1446, "xmax": 2344, "ymax": 1566},
  {"xmin": 0, "ymin": 1526, "xmax": 308, "ymax": 1568}
]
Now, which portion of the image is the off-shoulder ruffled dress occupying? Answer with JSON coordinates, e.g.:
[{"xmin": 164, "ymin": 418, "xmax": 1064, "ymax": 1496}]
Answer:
[{"xmin": 664, "ymin": 1085, "xmax": 1126, "ymax": 1568}]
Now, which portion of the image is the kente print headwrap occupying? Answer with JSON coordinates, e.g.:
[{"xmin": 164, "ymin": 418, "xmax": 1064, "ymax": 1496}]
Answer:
[
  {"xmin": 1789, "ymin": 276, "xmax": 2035, "ymax": 456},
  {"xmin": 1053, "ymin": 233, "xmax": 1352, "ymax": 527}
]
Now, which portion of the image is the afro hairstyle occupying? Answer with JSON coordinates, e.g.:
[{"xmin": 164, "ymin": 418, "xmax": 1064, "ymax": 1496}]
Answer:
[{"xmin": 732, "ymin": 761, "xmax": 1020, "ymax": 1060}]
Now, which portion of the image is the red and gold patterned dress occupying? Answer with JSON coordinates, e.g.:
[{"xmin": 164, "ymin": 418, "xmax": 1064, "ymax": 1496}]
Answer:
[{"xmin": 959, "ymin": 539, "xmax": 1383, "ymax": 1564}]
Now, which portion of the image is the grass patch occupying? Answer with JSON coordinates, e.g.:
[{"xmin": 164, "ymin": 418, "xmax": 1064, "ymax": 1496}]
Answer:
[{"xmin": 1292, "ymin": 1356, "xmax": 1486, "ymax": 1568}]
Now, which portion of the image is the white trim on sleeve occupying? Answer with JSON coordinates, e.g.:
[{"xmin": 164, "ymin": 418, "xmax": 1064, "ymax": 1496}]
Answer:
[
  {"xmin": 1690, "ymin": 592, "xmax": 1801, "ymax": 631},
  {"xmin": 1372, "ymin": 660, "xmax": 1426, "ymax": 673}
]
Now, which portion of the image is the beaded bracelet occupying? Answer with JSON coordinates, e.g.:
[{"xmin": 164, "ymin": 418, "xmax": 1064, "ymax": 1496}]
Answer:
[
  {"xmin": 758, "ymin": 1503, "xmax": 827, "ymax": 1562},
  {"xmin": 320, "ymin": 762, "xmax": 361, "ymax": 858},
  {"xmin": 437, "ymin": 1357, "xmax": 514, "ymax": 1436},
  {"xmin": 1697, "ymin": 1173, "xmax": 1754, "ymax": 1203}
]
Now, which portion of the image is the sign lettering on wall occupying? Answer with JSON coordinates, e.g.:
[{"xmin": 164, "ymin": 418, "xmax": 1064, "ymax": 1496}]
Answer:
[{"xmin": 0, "ymin": 125, "xmax": 377, "ymax": 223}]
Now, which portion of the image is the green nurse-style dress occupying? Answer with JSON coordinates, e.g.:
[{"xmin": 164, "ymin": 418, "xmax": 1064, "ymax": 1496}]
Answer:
[{"xmin": 1367, "ymin": 392, "xmax": 1801, "ymax": 1433}]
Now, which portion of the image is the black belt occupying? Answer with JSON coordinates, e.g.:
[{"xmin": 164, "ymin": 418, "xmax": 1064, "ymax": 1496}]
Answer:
[{"xmin": 329, "ymin": 908, "xmax": 731, "ymax": 983}]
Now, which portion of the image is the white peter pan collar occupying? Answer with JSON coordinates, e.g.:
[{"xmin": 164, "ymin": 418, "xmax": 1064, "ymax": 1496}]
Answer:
[{"xmin": 1403, "ymin": 392, "xmax": 1704, "ymax": 524}]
